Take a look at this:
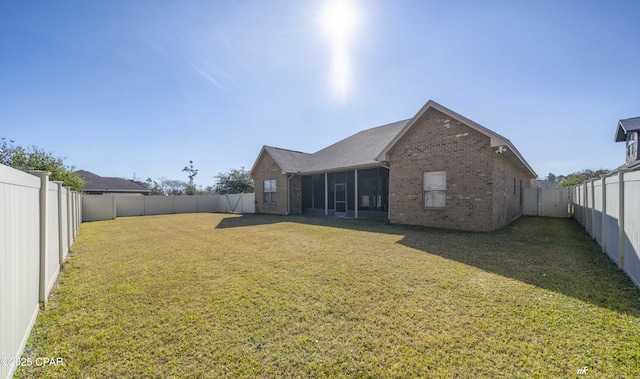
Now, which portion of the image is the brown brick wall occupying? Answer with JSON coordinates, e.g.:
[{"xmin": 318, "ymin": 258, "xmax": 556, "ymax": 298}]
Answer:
[
  {"xmin": 386, "ymin": 107, "xmax": 532, "ymax": 232},
  {"xmin": 252, "ymin": 153, "xmax": 288, "ymax": 215},
  {"xmin": 289, "ymin": 175, "xmax": 302, "ymax": 214},
  {"xmin": 491, "ymin": 153, "xmax": 531, "ymax": 230}
]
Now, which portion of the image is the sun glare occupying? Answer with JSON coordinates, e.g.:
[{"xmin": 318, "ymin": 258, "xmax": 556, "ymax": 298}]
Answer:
[
  {"xmin": 321, "ymin": 0, "xmax": 359, "ymax": 44},
  {"xmin": 319, "ymin": 0, "xmax": 360, "ymax": 102}
]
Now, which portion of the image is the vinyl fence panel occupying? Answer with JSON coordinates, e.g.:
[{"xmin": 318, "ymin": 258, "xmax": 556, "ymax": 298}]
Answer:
[
  {"xmin": 623, "ymin": 170, "xmax": 640, "ymax": 287},
  {"xmin": 569, "ymin": 170, "xmax": 640, "ymax": 289},
  {"xmin": 116, "ymin": 196, "xmax": 144, "ymax": 217},
  {"xmin": 196, "ymin": 196, "xmax": 216, "ymax": 212},
  {"xmin": 592, "ymin": 179, "xmax": 604, "ymax": 245},
  {"xmin": 144, "ymin": 196, "xmax": 174, "ymax": 215},
  {"xmin": 240, "ymin": 193, "xmax": 255, "ymax": 213},
  {"xmin": 604, "ymin": 175, "xmax": 620, "ymax": 263},
  {"xmin": 82, "ymin": 194, "xmax": 257, "ymax": 221},
  {"xmin": 82, "ymin": 195, "xmax": 116, "ymax": 221},
  {"xmin": 174, "ymin": 196, "xmax": 198, "ymax": 214},
  {"xmin": 522, "ymin": 188, "xmax": 570, "ymax": 217},
  {"xmin": 60, "ymin": 186, "xmax": 70, "ymax": 261},
  {"xmin": 522, "ymin": 188, "xmax": 539, "ymax": 216},
  {"xmin": 0, "ymin": 165, "xmax": 41, "ymax": 379},
  {"xmin": 540, "ymin": 187, "xmax": 571, "ymax": 217},
  {"xmin": 45, "ymin": 182, "xmax": 61, "ymax": 299}
]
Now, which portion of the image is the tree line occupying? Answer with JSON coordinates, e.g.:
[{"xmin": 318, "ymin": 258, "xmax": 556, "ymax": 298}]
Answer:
[
  {"xmin": 140, "ymin": 166, "xmax": 253, "ymax": 196},
  {"xmin": 542, "ymin": 169, "xmax": 611, "ymax": 187},
  {"xmin": 1, "ymin": 138, "xmax": 86, "ymax": 191},
  {"xmin": 1, "ymin": 139, "xmax": 254, "ymax": 195}
]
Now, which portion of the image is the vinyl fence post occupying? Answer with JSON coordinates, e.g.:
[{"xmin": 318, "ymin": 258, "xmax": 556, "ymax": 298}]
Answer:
[
  {"xmin": 582, "ymin": 182, "xmax": 588, "ymax": 228},
  {"xmin": 600, "ymin": 175, "xmax": 607, "ymax": 254},
  {"xmin": 67, "ymin": 188, "xmax": 72, "ymax": 248},
  {"xmin": 53, "ymin": 181, "xmax": 65, "ymax": 266},
  {"xmin": 618, "ymin": 169, "xmax": 629, "ymax": 270},
  {"xmin": 590, "ymin": 179, "xmax": 597, "ymax": 239},
  {"xmin": 29, "ymin": 170, "xmax": 51, "ymax": 303}
]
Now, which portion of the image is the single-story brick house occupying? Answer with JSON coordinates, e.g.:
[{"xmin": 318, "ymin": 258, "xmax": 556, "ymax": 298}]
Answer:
[{"xmin": 249, "ymin": 100, "xmax": 537, "ymax": 231}]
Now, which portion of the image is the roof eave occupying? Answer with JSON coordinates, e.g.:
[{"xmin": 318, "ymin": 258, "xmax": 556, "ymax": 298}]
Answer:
[{"xmin": 299, "ymin": 162, "xmax": 385, "ymax": 176}]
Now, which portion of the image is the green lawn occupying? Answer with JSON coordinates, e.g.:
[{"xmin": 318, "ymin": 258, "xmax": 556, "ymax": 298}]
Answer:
[{"xmin": 16, "ymin": 214, "xmax": 640, "ymax": 378}]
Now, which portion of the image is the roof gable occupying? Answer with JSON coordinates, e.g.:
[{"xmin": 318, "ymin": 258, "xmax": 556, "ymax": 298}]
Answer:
[
  {"xmin": 615, "ymin": 117, "xmax": 640, "ymax": 142},
  {"xmin": 376, "ymin": 100, "xmax": 537, "ymax": 178}
]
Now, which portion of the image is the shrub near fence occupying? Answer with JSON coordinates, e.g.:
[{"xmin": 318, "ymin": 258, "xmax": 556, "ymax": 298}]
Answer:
[
  {"xmin": 0, "ymin": 164, "xmax": 81, "ymax": 379},
  {"xmin": 572, "ymin": 169, "xmax": 640, "ymax": 288},
  {"xmin": 82, "ymin": 193, "xmax": 255, "ymax": 222}
]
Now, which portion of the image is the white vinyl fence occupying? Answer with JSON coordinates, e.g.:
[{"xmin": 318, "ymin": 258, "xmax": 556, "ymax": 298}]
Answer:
[
  {"xmin": 1, "ymin": 164, "xmax": 81, "ymax": 379},
  {"xmin": 523, "ymin": 187, "xmax": 572, "ymax": 217},
  {"xmin": 82, "ymin": 193, "xmax": 255, "ymax": 222},
  {"xmin": 571, "ymin": 169, "xmax": 640, "ymax": 288}
]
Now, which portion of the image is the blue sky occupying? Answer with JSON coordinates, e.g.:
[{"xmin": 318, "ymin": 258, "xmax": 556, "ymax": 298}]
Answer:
[{"xmin": 1, "ymin": 0, "xmax": 638, "ymax": 187}]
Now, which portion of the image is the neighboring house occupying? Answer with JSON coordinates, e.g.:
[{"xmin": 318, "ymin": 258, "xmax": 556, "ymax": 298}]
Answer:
[
  {"xmin": 249, "ymin": 100, "xmax": 537, "ymax": 231},
  {"xmin": 614, "ymin": 117, "xmax": 640, "ymax": 170},
  {"xmin": 77, "ymin": 170, "xmax": 151, "ymax": 195}
]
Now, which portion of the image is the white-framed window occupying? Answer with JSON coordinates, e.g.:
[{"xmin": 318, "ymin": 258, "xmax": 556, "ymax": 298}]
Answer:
[
  {"xmin": 627, "ymin": 134, "xmax": 637, "ymax": 159},
  {"xmin": 423, "ymin": 171, "xmax": 446, "ymax": 208},
  {"xmin": 264, "ymin": 179, "xmax": 277, "ymax": 203}
]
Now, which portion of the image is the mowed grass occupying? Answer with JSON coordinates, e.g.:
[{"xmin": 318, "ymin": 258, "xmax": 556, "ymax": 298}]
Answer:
[{"xmin": 16, "ymin": 214, "xmax": 640, "ymax": 378}]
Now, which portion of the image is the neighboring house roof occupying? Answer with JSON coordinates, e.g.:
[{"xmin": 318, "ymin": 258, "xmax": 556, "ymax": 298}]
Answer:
[
  {"xmin": 251, "ymin": 99, "xmax": 537, "ymax": 179},
  {"xmin": 614, "ymin": 117, "xmax": 640, "ymax": 142},
  {"xmin": 77, "ymin": 170, "xmax": 151, "ymax": 193}
]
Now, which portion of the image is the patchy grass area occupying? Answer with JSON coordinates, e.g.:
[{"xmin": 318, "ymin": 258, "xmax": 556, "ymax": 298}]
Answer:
[{"xmin": 16, "ymin": 214, "xmax": 640, "ymax": 378}]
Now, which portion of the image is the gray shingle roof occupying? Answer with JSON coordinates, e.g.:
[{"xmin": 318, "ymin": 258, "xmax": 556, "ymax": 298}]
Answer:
[
  {"xmin": 254, "ymin": 120, "xmax": 409, "ymax": 175},
  {"xmin": 621, "ymin": 117, "xmax": 640, "ymax": 131},
  {"xmin": 262, "ymin": 146, "xmax": 312, "ymax": 173},
  {"xmin": 615, "ymin": 117, "xmax": 640, "ymax": 142},
  {"xmin": 77, "ymin": 170, "xmax": 150, "ymax": 193},
  {"xmin": 303, "ymin": 120, "xmax": 410, "ymax": 173}
]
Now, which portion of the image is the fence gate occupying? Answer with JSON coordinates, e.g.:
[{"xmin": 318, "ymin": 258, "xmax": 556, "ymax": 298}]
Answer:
[{"xmin": 523, "ymin": 187, "xmax": 572, "ymax": 217}]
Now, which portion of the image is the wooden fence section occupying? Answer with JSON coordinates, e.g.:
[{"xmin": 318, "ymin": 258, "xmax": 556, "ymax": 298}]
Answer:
[
  {"xmin": 82, "ymin": 193, "xmax": 255, "ymax": 222},
  {"xmin": 572, "ymin": 170, "xmax": 640, "ymax": 288},
  {"xmin": 0, "ymin": 164, "xmax": 81, "ymax": 379}
]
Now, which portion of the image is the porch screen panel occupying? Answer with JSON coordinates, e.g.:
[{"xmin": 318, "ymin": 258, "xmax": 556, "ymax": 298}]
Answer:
[
  {"xmin": 302, "ymin": 176, "xmax": 312, "ymax": 208},
  {"xmin": 347, "ymin": 171, "xmax": 355, "ymax": 211},
  {"xmin": 358, "ymin": 168, "xmax": 389, "ymax": 212},
  {"xmin": 312, "ymin": 174, "xmax": 325, "ymax": 209}
]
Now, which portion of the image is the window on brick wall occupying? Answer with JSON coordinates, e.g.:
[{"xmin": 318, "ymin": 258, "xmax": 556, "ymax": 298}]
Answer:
[
  {"xmin": 423, "ymin": 171, "xmax": 446, "ymax": 208},
  {"xmin": 264, "ymin": 179, "xmax": 277, "ymax": 203},
  {"xmin": 627, "ymin": 134, "xmax": 637, "ymax": 159}
]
